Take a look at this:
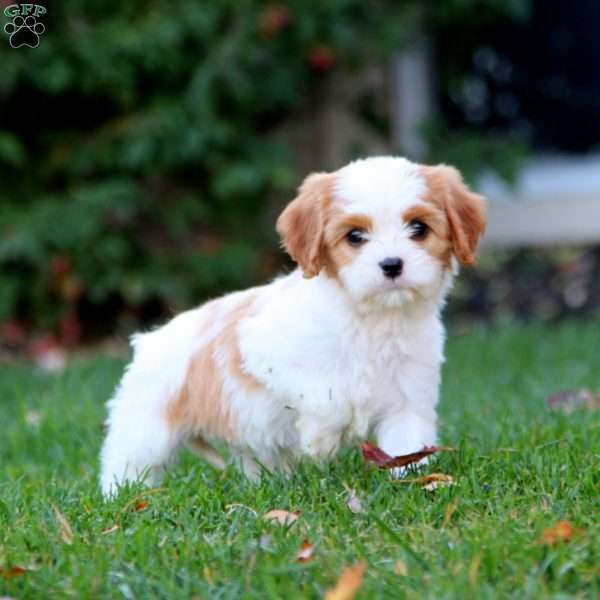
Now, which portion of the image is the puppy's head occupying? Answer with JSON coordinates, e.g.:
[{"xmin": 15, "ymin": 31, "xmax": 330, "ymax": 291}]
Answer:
[{"xmin": 276, "ymin": 157, "xmax": 486, "ymax": 309}]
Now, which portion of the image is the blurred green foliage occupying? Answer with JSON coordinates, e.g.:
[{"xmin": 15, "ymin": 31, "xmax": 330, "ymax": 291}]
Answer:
[{"xmin": 0, "ymin": 0, "xmax": 526, "ymax": 342}]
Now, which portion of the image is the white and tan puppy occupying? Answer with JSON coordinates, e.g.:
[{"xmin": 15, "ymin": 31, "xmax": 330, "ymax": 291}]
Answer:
[{"xmin": 100, "ymin": 156, "xmax": 486, "ymax": 496}]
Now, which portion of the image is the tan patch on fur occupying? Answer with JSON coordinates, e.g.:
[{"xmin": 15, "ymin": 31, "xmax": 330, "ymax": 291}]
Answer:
[
  {"xmin": 276, "ymin": 170, "xmax": 373, "ymax": 280},
  {"xmin": 166, "ymin": 293, "xmax": 262, "ymax": 443},
  {"xmin": 402, "ymin": 203, "xmax": 453, "ymax": 266},
  {"xmin": 221, "ymin": 295, "xmax": 263, "ymax": 393},
  {"xmin": 323, "ymin": 210, "xmax": 373, "ymax": 277},
  {"xmin": 276, "ymin": 172, "xmax": 335, "ymax": 278},
  {"xmin": 421, "ymin": 165, "xmax": 486, "ymax": 266}
]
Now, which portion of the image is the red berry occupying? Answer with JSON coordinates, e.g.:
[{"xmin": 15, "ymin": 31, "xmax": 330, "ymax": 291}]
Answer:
[
  {"xmin": 309, "ymin": 45, "xmax": 336, "ymax": 72},
  {"xmin": 50, "ymin": 255, "xmax": 72, "ymax": 278},
  {"xmin": 260, "ymin": 4, "xmax": 292, "ymax": 37}
]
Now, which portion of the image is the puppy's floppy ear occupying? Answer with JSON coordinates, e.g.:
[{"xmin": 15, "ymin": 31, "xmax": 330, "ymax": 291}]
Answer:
[
  {"xmin": 276, "ymin": 172, "xmax": 333, "ymax": 278},
  {"xmin": 423, "ymin": 165, "xmax": 487, "ymax": 266}
]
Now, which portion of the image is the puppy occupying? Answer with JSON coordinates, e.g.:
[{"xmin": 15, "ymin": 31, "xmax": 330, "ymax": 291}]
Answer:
[{"xmin": 100, "ymin": 156, "xmax": 486, "ymax": 496}]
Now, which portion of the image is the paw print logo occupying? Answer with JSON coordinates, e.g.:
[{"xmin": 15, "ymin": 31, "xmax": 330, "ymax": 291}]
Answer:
[{"xmin": 4, "ymin": 15, "xmax": 45, "ymax": 48}]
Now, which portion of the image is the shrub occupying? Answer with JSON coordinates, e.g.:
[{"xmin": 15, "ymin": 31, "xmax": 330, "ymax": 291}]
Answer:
[{"xmin": 0, "ymin": 0, "xmax": 525, "ymax": 344}]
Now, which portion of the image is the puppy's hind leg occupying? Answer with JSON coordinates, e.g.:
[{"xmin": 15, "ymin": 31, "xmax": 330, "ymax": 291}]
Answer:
[
  {"xmin": 100, "ymin": 375, "xmax": 184, "ymax": 497},
  {"xmin": 187, "ymin": 436, "xmax": 227, "ymax": 471}
]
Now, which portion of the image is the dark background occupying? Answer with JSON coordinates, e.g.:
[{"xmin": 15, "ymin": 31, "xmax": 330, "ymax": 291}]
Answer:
[{"xmin": 439, "ymin": 0, "xmax": 600, "ymax": 153}]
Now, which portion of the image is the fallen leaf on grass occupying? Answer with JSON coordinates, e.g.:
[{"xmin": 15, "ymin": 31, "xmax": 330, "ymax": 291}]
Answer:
[
  {"xmin": 421, "ymin": 474, "xmax": 455, "ymax": 492},
  {"xmin": 394, "ymin": 559, "xmax": 408, "ymax": 576},
  {"xmin": 31, "ymin": 336, "xmax": 67, "ymax": 373},
  {"xmin": 101, "ymin": 524, "xmax": 120, "ymax": 535},
  {"xmin": 346, "ymin": 489, "xmax": 363, "ymax": 514},
  {"xmin": 203, "ymin": 565, "xmax": 214, "ymax": 584},
  {"xmin": 361, "ymin": 442, "xmax": 455, "ymax": 469},
  {"xmin": 540, "ymin": 520, "xmax": 582, "ymax": 545},
  {"xmin": 547, "ymin": 389, "xmax": 598, "ymax": 415},
  {"xmin": 262, "ymin": 509, "xmax": 300, "ymax": 526},
  {"xmin": 0, "ymin": 566, "xmax": 28, "ymax": 579},
  {"xmin": 295, "ymin": 539, "xmax": 315, "ymax": 563},
  {"xmin": 468, "ymin": 554, "xmax": 481, "ymax": 585},
  {"xmin": 393, "ymin": 473, "xmax": 456, "ymax": 491},
  {"xmin": 52, "ymin": 504, "xmax": 73, "ymax": 545},
  {"xmin": 133, "ymin": 501, "xmax": 149, "ymax": 512},
  {"xmin": 442, "ymin": 501, "xmax": 458, "ymax": 528},
  {"xmin": 325, "ymin": 562, "xmax": 366, "ymax": 600},
  {"xmin": 25, "ymin": 411, "xmax": 42, "ymax": 427},
  {"xmin": 120, "ymin": 488, "xmax": 166, "ymax": 513}
]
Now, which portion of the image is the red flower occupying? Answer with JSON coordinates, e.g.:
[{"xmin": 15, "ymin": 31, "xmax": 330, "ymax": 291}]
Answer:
[
  {"xmin": 309, "ymin": 45, "xmax": 336, "ymax": 72},
  {"xmin": 259, "ymin": 4, "xmax": 292, "ymax": 38},
  {"xmin": 50, "ymin": 254, "xmax": 72, "ymax": 278}
]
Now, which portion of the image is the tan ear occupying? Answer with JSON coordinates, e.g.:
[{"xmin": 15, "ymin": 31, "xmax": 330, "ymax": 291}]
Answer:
[
  {"xmin": 423, "ymin": 165, "xmax": 487, "ymax": 266},
  {"xmin": 276, "ymin": 172, "xmax": 333, "ymax": 278}
]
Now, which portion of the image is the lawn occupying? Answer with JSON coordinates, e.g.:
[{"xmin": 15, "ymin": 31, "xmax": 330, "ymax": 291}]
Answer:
[{"xmin": 1, "ymin": 321, "xmax": 599, "ymax": 599}]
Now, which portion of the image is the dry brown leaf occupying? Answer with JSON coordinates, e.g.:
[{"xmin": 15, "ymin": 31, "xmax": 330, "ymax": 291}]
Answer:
[
  {"xmin": 325, "ymin": 562, "xmax": 367, "ymax": 600},
  {"xmin": 540, "ymin": 520, "xmax": 581, "ymax": 545},
  {"xmin": 101, "ymin": 524, "xmax": 120, "ymax": 535},
  {"xmin": 120, "ymin": 488, "xmax": 166, "ymax": 514},
  {"xmin": 32, "ymin": 336, "xmax": 67, "ymax": 372},
  {"xmin": 394, "ymin": 559, "xmax": 408, "ymax": 576},
  {"xmin": 133, "ymin": 501, "xmax": 149, "ymax": 512},
  {"xmin": 203, "ymin": 565, "xmax": 214, "ymax": 584},
  {"xmin": 421, "ymin": 474, "xmax": 456, "ymax": 491},
  {"xmin": 547, "ymin": 389, "xmax": 598, "ymax": 414},
  {"xmin": 262, "ymin": 509, "xmax": 299, "ymax": 526},
  {"xmin": 442, "ymin": 501, "xmax": 458, "ymax": 528},
  {"xmin": 393, "ymin": 472, "xmax": 456, "ymax": 491},
  {"xmin": 361, "ymin": 442, "xmax": 455, "ymax": 469},
  {"xmin": 0, "ymin": 566, "xmax": 28, "ymax": 579},
  {"xmin": 52, "ymin": 505, "xmax": 73, "ymax": 545},
  {"xmin": 346, "ymin": 489, "xmax": 363, "ymax": 514},
  {"xmin": 468, "ymin": 554, "xmax": 481, "ymax": 585},
  {"xmin": 295, "ymin": 539, "xmax": 315, "ymax": 563},
  {"xmin": 547, "ymin": 389, "xmax": 599, "ymax": 414}
]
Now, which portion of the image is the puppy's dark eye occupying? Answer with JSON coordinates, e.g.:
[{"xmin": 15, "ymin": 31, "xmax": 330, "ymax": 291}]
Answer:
[
  {"xmin": 409, "ymin": 220, "xmax": 428, "ymax": 240},
  {"xmin": 346, "ymin": 228, "xmax": 366, "ymax": 246}
]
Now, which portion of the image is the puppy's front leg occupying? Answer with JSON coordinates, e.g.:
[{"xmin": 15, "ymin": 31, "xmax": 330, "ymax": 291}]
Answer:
[
  {"xmin": 296, "ymin": 414, "xmax": 342, "ymax": 461},
  {"xmin": 375, "ymin": 411, "xmax": 437, "ymax": 477}
]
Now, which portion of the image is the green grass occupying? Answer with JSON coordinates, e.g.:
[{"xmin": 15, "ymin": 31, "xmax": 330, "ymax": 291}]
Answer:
[{"xmin": 1, "ymin": 321, "xmax": 599, "ymax": 599}]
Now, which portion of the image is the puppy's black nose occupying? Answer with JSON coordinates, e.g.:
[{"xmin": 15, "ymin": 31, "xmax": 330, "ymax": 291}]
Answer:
[{"xmin": 379, "ymin": 257, "xmax": 403, "ymax": 279}]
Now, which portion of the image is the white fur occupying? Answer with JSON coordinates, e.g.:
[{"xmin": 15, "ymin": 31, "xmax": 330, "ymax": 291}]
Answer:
[{"xmin": 100, "ymin": 156, "xmax": 461, "ymax": 496}]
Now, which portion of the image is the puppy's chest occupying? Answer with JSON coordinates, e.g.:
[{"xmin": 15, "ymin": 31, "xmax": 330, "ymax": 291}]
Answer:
[
  {"xmin": 317, "ymin": 324, "xmax": 427, "ymax": 427},
  {"xmin": 366, "ymin": 328, "xmax": 419, "ymax": 381},
  {"xmin": 241, "ymin": 306, "xmax": 442, "ymax": 446}
]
